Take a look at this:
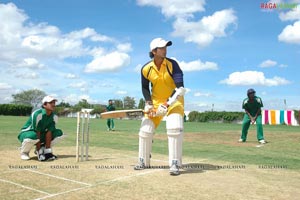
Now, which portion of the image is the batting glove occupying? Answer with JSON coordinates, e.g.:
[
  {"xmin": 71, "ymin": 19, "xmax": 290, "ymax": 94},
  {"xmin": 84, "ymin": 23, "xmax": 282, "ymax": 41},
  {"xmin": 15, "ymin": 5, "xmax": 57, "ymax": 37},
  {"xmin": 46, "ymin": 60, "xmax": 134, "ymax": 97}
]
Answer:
[
  {"xmin": 144, "ymin": 101, "xmax": 153, "ymax": 113},
  {"xmin": 144, "ymin": 101, "xmax": 156, "ymax": 117},
  {"xmin": 156, "ymin": 103, "xmax": 168, "ymax": 116}
]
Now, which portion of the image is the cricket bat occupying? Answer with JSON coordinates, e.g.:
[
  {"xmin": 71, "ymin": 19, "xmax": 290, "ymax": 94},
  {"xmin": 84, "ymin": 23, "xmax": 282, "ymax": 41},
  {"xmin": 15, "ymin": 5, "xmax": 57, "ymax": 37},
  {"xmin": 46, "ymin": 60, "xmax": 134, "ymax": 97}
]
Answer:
[{"xmin": 100, "ymin": 109, "xmax": 145, "ymax": 119}]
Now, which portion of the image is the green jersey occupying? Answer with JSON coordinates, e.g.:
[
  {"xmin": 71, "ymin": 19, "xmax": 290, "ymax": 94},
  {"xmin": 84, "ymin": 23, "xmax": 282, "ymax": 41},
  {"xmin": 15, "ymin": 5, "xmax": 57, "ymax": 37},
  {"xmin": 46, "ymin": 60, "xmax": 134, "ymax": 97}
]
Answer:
[
  {"xmin": 106, "ymin": 104, "xmax": 115, "ymax": 112},
  {"xmin": 20, "ymin": 108, "xmax": 58, "ymax": 133},
  {"xmin": 242, "ymin": 96, "xmax": 263, "ymax": 117}
]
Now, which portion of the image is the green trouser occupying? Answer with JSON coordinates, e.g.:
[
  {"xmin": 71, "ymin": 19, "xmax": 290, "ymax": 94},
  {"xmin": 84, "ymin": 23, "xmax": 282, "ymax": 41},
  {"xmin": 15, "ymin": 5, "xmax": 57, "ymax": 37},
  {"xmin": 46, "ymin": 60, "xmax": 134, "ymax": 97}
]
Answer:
[
  {"xmin": 18, "ymin": 129, "xmax": 63, "ymax": 143},
  {"xmin": 241, "ymin": 114, "xmax": 264, "ymax": 141},
  {"xmin": 106, "ymin": 118, "xmax": 114, "ymax": 129}
]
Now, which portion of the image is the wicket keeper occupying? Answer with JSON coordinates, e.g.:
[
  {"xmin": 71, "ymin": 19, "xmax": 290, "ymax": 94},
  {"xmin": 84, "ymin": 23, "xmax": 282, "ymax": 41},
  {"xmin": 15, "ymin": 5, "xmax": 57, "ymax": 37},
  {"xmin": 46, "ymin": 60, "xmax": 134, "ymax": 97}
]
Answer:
[
  {"xmin": 18, "ymin": 96, "xmax": 65, "ymax": 161},
  {"xmin": 134, "ymin": 37, "xmax": 186, "ymax": 175},
  {"xmin": 239, "ymin": 89, "xmax": 266, "ymax": 144}
]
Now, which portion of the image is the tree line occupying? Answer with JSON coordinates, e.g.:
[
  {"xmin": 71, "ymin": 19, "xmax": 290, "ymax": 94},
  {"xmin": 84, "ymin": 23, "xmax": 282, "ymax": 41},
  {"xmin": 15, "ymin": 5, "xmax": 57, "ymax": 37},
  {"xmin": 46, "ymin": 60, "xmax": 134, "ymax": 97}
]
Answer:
[
  {"xmin": 1, "ymin": 89, "xmax": 146, "ymax": 116},
  {"xmin": 2, "ymin": 89, "xmax": 299, "ymax": 123}
]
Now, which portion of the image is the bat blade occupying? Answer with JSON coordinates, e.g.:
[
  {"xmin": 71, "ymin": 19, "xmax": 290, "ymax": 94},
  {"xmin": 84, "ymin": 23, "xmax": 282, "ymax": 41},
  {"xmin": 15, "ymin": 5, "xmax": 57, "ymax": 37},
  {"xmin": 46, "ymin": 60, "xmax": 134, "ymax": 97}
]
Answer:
[{"xmin": 100, "ymin": 109, "xmax": 144, "ymax": 119}]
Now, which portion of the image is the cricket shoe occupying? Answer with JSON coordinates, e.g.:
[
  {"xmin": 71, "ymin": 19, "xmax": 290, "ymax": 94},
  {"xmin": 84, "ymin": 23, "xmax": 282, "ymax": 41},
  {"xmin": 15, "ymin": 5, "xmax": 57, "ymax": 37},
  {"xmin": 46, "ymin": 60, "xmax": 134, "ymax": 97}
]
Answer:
[
  {"xmin": 134, "ymin": 158, "xmax": 146, "ymax": 170},
  {"xmin": 169, "ymin": 160, "xmax": 180, "ymax": 176},
  {"xmin": 21, "ymin": 152, "xmax": 30, "ymax": 160},
  {"xmin": 238, "ymin": 139, "xmax": 246, "ymax": 143},
  {"xmin": 259, "ymin": 140, "xmax": 267, "ymax": 144},
  {"xmin": 43, "ymin": 148, "xmax": 56, "ymax": 161},
  {"xmin": 44, "ymin": 153, "xmax": 56, "ymax": 161}
]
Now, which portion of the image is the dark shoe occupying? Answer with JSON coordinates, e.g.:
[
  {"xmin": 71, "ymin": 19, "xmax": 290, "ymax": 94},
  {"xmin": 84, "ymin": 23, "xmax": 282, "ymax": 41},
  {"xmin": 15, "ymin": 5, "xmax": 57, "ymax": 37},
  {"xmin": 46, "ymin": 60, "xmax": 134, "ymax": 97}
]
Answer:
[{"xmin": 43, "ymin": 153, "xmax": 56, "ymax": 161}]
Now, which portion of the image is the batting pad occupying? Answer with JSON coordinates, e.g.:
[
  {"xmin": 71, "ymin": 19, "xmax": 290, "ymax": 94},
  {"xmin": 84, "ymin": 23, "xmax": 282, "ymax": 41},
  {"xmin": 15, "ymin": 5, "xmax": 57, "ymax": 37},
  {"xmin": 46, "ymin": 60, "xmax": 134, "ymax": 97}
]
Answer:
[
  {"xmin": 138, "ymin": 118, "xmax": 155, "ymax": 167},
  {"xmin": 51, "ymin": 134, "xmax": 67, "ymax": 147},
  {"xmin": 166, "ymin": 114, "xmax": 183, "ymax": 167},
  {"xmin": 21, "ymin": 138, "xmax": 39, "ymax": 154}
]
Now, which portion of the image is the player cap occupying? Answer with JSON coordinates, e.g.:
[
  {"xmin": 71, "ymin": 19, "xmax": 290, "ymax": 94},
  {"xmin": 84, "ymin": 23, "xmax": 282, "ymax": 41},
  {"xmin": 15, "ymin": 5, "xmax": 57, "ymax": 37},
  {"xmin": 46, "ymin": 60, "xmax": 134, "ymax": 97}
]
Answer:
[
  {"xmin": 247, "ymin": 88, "xmax": 256, "ymax": 95},
  {"xmin": 150, "ymin": 38, "xmax": 172, "ymax": 51},
  {"xmin": 42, "ymin": 95, "xmax": 57, "ymax": 104}
]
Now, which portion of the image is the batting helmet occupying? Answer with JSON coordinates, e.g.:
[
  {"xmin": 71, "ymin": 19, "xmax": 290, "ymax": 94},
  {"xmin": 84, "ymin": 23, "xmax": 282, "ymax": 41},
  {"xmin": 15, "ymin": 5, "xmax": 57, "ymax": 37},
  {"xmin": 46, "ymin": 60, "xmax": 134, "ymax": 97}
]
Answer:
[{"xmin": 247, "ymin": 88, "xmax": 256, "ymax": 95}]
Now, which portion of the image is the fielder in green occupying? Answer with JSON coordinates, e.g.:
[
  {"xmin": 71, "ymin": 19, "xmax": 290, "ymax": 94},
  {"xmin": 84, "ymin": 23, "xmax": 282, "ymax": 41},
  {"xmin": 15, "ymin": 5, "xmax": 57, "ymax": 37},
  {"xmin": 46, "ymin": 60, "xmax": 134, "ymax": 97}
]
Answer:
[
  {"xmin": 106, "ymin": 99, "xmax": 115, "ymax": 131},
  {"xmin": 18, "ymin": 96, "xmax": 65, "ymax": 161},
  {"xmin": 239, "ymin": 89, "xmax": 266, "ymax": 144}
]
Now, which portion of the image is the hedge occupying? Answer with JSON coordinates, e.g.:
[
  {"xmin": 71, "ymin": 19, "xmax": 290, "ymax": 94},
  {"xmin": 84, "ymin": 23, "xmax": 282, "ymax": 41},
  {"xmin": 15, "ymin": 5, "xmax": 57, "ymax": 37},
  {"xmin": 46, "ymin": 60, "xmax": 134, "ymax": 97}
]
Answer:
[
  {"xmin": 0, "ymin": 104, "xmax": 32, "ymax": 116},
  {"xmin": 188, "ymin": 111, "xmax": 244, "ymax": 123},
  {"xmin": 189, "ymin": 110, "xmax": 300, "ymax": 123}
]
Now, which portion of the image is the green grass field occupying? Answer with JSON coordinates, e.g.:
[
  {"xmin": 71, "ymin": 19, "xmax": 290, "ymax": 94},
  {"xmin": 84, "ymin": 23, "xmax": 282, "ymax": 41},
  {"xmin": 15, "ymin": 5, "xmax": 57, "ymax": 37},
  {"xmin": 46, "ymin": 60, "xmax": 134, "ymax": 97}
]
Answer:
[{"xmin": 0, "ymin": 115, "xmax": 299, "ymax": 200}]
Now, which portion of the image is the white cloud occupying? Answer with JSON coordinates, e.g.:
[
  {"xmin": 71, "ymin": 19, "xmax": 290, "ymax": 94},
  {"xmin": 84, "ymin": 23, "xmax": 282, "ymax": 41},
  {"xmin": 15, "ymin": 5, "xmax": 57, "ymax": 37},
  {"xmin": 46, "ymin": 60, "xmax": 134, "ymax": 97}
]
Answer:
[
  {"xmin": 137, "ymin": 0, "xmax": 206, "ymax": 18},
  {"xmin": 0, "ymin": 3, "xmax": 27, "ymax": 43},
  {"xmin": 172, "ymin": 9, "xmax": 237, "ymax": 47},
  {"xmin": 65, "ymin": 73, "xmax": 78, "ymax": 79},
  {"xmin": 176, "ymin": 59, "xmax": 218, "ymax": 72},
  {"xmin": 279, "ymin": 64, "xmax": 288, "ymax": 68},
  {"xmin": 21, "ymin": 34, "xmax": 86, "ymax": 58},
  {"xmin": 137, "ymin": 1, "xmax": 236, "ymax": 47},
  {"xmin": 85, "ymin": 51, "xmax": 130, "ymax": 73},
  {"xmin": 0, "ymin": 82, "xmax": 13, "ymax": 90},
  {"xmin": 279, "ymin": 5, "xmax": 300, "ymax": 21},
  {"xmin": 0, "ymin": 2, "xmax": 131, "ymax": 68},
  {"xmin": 277, "ymin": 4, "xmax": 300, "ymax": 44},
  {"xmin": 67, "ymin": 27, "xmax": 113, "ymax": 42},
  {"xmin": 116, "ymin": 90, "xmax": 127, "ymax": 95},
  {"xmin": 194, "ymin": 92, "xmax": 212, "ymax": 97},
  {"xmin": 117, "ymin": 43, "xmax": 132, "ymax": 52},
  {"xmin": 197, "ymin": 102, "xmax": 210, "ymax": 107},
  {"xmin": 220, "ymin": 71, "xmax": 290, "ymax": 86},
  {"xmin": 278, "ymin": 20, "xmax": 300, "ymax": 44},
  {"xmin": 68, "ymin": 81, "xmax": 87, "ymax": 89},
  {"xmin": 259, "ymin": 59, "xmax": 277, "ymax": 67},
  {"xmin": 16, "ymin": 58, "xmax": 45, "ymax": 68},
  {"xmin": 62, "ymin": 94, "xmax": 96, "ymax": 105},
  {"xmin": 15, "ymin": 72, "xmax": 39, "ymax": 79}
]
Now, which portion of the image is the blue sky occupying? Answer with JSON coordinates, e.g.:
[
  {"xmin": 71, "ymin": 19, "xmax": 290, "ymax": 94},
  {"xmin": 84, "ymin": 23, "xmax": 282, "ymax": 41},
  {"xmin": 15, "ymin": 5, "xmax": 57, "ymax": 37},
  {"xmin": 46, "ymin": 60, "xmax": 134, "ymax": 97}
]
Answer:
[{"xmin": 0, "ymin": 0, "xmax": 299, "ymax": 111}]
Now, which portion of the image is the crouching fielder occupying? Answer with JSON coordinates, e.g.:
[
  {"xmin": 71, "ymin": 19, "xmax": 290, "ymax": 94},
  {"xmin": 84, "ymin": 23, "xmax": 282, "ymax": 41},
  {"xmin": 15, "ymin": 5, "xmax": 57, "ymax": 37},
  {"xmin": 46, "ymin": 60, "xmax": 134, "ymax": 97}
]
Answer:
[
  {"xmin": 18, "ymin": 96, "xmax": 65, "ymax": 161},
  {"xmin": 134, "ymin": 37, "xmax": 185, "ymax": 175}
]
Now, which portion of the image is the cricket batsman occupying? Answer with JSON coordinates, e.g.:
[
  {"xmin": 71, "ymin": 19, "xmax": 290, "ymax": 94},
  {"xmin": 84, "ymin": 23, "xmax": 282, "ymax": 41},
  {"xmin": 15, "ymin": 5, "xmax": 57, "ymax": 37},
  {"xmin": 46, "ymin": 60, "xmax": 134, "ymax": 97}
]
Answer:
[
  {"xmin": 134, "ymin": 37, "xmax": 186, "ymax": 175},
  {"xmin": 239, "ymin": 89, "xmax": 266, "ymax": 144}
]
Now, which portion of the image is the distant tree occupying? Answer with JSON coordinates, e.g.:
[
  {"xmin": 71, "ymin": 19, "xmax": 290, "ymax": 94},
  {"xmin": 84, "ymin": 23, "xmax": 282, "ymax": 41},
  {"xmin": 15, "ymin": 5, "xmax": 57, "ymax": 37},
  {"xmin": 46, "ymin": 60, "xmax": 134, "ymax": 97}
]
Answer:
[
  {"xmin": 73, "ymin": 99, "xmax": 91, "ymax": 111},
  {"xmin": 91, "ymin": 104, "xmax": 106, "ymax": 114},
  {"xmin": 123, "ymin": 96, "xmax": 136, "ymax": 109},
  {"xmin": 56, "ymin": 101, "xmax": 71, "ymax": 107},
  {"xmin": 55, "ymin": 101, "xmax": 72, "ymax": 116},
  {"xmin": 138, "ymin": 98, "xmax": 145, "ymax": 109},
  {"xmin": 11, "ymin": 89, "xmax": 46, "ymax": 110},
  {"xmin": 113, "ymin": 99, "xmax": 123, "ymax": 109}
]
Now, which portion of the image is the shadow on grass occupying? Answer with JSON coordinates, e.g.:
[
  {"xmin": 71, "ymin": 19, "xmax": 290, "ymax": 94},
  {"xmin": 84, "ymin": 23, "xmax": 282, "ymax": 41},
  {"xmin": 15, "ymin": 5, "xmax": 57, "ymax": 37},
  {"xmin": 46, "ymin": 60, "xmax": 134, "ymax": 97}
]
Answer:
[
  {"xmin": 58, "ymin": 155, "xmax": 118, "ymax": 161},
  {"xmin": 181, "ymin": 163, "xmax": 220, "ymax": 174}
]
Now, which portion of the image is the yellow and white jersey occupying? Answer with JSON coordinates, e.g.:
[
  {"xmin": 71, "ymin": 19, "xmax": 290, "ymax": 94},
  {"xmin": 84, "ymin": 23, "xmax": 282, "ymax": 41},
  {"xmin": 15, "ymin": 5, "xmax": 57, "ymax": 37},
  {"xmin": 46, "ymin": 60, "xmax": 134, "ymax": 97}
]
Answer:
[{"xmin": 141, "ymin": 57, "xmax": 184, "ymax": 125}]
